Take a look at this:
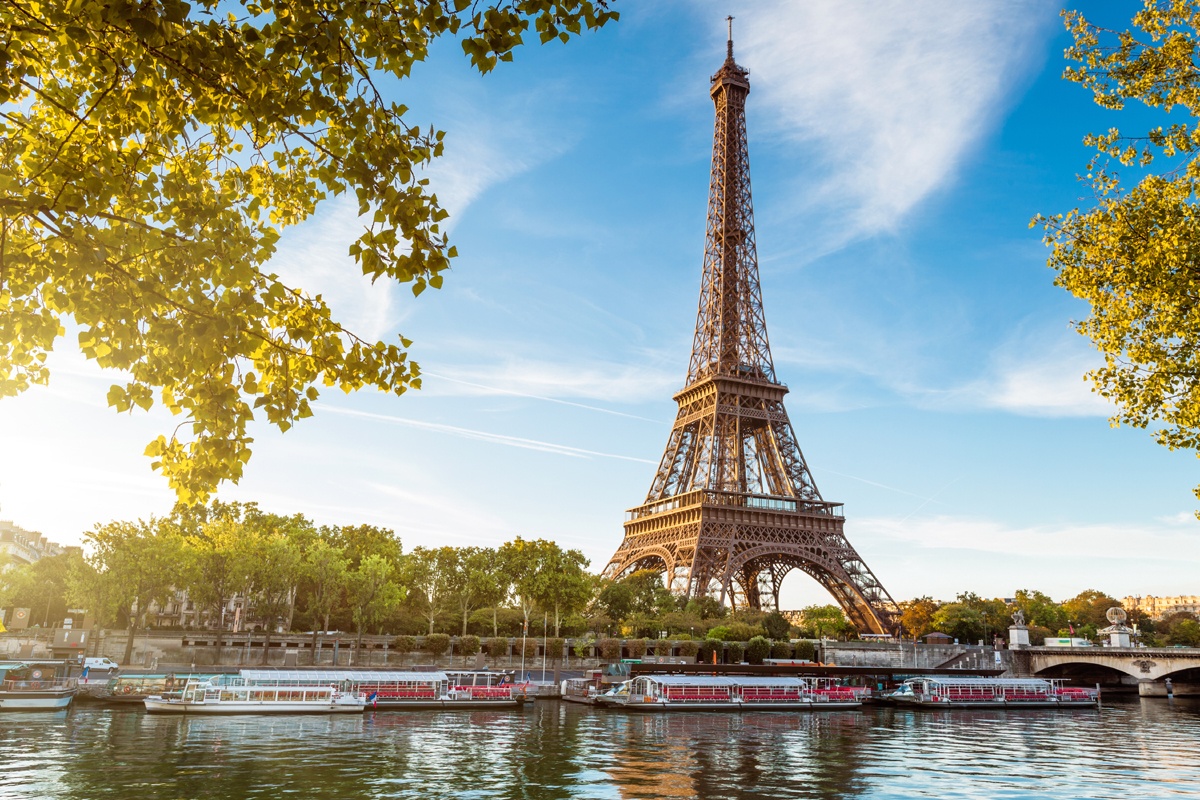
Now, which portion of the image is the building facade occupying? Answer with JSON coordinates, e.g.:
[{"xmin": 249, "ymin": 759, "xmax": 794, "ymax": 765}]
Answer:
[
  {"xmin": 0, "ymin": 520, "xmax": 73, "ymax": 566},
  {"xmin": 1122, "ymin": 595, "xmax": 1200, "ymax": 620}
]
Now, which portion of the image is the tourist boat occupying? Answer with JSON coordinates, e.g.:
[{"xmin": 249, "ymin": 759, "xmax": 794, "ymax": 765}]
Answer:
[
  {"xmin": 603, "ymin": 675, "xmax": 862, "ymax": 711},
  {"xmin": 888, "ymin": 677, "xmax": 1099, "ymax": 708},
  {"xmin": 0, "ymin": 661, "xmax": 77, "ymax": 711},
  {"xmin": 144, "ymin": 676, "xmax": 366, "ymax": 714},
  {"xmin": 238, "ymin": 669, "xmax": 527, "ymax": 709}
]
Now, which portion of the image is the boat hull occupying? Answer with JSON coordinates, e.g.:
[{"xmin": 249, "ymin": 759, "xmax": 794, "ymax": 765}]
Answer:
[
  {"xmin": 611, "ymin": 699, "xmax": 861, "ymax": 712},
  {"xmin": 897, "ymin": 698, "xmax": 1097, "ymax": 710},
  {"xmin": 0, "ymin": 691, "xmax": 75, "ymax": 711},
  {"xmin": 144, "ymin": 698, "xmax": 365, "ymax": 715},
  {"xmin": 367, "ymin": 697, "xmax": 525, "ymax": 710}
]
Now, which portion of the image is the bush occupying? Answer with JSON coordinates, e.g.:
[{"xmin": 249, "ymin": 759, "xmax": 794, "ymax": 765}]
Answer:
[
  {"xmin": 486, "ymin": 638, "xmax": 510, "ymax": 658},
  {"xmin": 456, "ymin": 635, "xmax": 481, "ymax": 656},
  {"xmin": 770, "ymin": 641, "xmax": 793, "ymax": 659},
  {"xmin": 626, "ymin": 638, "xmax": 648, "ymax": 659},
  {"xmin": 746, "ymin": 636, "xmax": 770, "ymax": 665},
  {"xmin": 763, "ymin": 611, "xmax": 791, "ymax": 640},
  {"xmin": 726, "ymin": 621, "xmax": 766, "ymax": 641},
  {"xmin": 546, "ymin": 638, "xmax": 566, "ymax": 661},
  {"xmin": 392, "ymin": 635, "xmax": 417, "ymax": 654},
  {"xmin": 423, "ymin": 633, "xmax": 451, "ymax": 655},
  {"xmin": 698, "ymin": 638, "xmax": 722, "ymax": 664},
  {"xmin": 598, "ymin": 638, "xmax": 622, "ymax": 660},
  {"xmin": 706, "ymin": 625, "xmax": 732, "ymax": 641},
  {"xmin": 726, "ymin": 642, "xmax": 745, "ymax": 663},
  {"xmin": 677, "ymin": 640, "xmax": 700, "ymax": 658},
  {"xmin": 574, "ymin": 636, "xmax": 596, "ymax": 659},
  {"xmin": 519, "ymin": 638, "xmax": 538, "ymax": 659},
  {"xmin": 793, "ymin": 640, "xmax": 817, "ymax": 661}
]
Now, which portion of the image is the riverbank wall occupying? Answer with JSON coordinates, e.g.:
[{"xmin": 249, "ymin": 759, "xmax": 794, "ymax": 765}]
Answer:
[{"xmin": 1, "ymin": 630, "xmax": 1014, "ymax": 673}]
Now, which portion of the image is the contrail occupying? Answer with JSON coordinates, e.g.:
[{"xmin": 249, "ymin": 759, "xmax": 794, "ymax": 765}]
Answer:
[
  {"xmin": 317, "ymin": 404, "xmax": 657, "ymax": 465},
  {"xmin": 422, "ymin": 370, "xmax": 665, "ymax": 424}
]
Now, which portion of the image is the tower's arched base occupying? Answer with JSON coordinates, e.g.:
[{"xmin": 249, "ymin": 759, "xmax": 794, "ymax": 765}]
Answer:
[{"xmin": 603, "ymin": 497, "xmax": 900, "ymax": 635}]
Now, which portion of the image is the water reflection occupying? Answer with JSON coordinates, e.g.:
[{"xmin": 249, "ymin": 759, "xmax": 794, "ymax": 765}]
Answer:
[{"xmin": 0, "ymin": 698, "xmax": 1196, "ymax": 799}]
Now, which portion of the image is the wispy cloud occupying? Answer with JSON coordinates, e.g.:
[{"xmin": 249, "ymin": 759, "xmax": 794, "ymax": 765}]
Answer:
[
  {"xmin": 317, "ymin": 403, "xmax": 656, "ymax": 464},
  {"xmin": 931, "ymin": 334, "xmax": 1115, "ymax": 418},
  {"xmin": 266, "ymin": 79, "xmax": 576, "ymax": 342},
  {"xmin": 859, "ymin": 513, "xmax": 1200, "ymax": 562},
  {"xmin": 716, "ymin": 0, "xmax": 1056, "ymax": 250},
  {"xmin": 422, "ymin": 371, "xmax": 664, "ymax": 423},
  {"xmin": 422, "ymin": 359, "xmax": 678, "ymax": 407}
]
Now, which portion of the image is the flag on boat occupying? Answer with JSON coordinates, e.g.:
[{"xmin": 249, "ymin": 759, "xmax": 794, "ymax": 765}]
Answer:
[{"xmin": 1068, "ymin": 622, "xmax": 1075, "ymax": 635}]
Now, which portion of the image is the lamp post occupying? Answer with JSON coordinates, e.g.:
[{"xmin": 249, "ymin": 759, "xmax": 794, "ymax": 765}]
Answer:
[{"xmin": 520, "ymin": 618, "xmax": 527, "ymax": 682}]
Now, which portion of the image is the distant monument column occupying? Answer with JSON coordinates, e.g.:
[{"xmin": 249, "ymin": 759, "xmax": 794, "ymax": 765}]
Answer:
[{"xmin": 1008, "ymin": 609, "xmax": 1030, "ymax": 649}]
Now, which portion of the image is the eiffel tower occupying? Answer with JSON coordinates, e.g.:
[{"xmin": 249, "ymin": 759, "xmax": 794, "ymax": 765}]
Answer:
[{"xmin": 602, "ymin": 23, "xmax": 900, "ymax": 634}]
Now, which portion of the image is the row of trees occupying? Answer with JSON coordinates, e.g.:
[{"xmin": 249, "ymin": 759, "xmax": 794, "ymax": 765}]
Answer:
[
  {"xmin": 0, "ymin": 503, "xmax": 592, "ymax": 664},
  {"xmin": 899, "ymin": 589, "xmax": 1200, "ymax": 648},
  {"xmin": 4, "ymin": 505, "xmax": 1197, "ymax": 659}
]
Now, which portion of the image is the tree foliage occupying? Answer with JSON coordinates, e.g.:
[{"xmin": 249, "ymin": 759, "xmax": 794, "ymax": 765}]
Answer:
[
  {"xmin": 0, "ymin": 0, "xmax": 616, "ymax": 503},
  {"xmin": 1038, "ymin": 2, "xmax": 1200, "ymax": 504},
  {"xmin": 899, "ymin": 596, "xmax": 939, "ymax": 638},
  {"xmin": 349, "ymin": 553, "xmax": 404, "ymax": 649},
  {"xmin": 84, "ymin": 517, "xmax": 184, "ymax": 664}
]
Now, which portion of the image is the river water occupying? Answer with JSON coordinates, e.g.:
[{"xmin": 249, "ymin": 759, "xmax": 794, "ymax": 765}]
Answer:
[{"xmin": 1, "ymin": 698, "xmax": 1197, "ymax": 799}]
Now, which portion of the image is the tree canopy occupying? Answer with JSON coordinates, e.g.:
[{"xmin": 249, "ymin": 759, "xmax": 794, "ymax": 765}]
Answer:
[
  {"xmin": 1038, "ymin": 1, "xmax": 1200, "ymax": 505},
  {"xmin": 0, "ymin": 0, "xmax": 617, "ymax": 503}
]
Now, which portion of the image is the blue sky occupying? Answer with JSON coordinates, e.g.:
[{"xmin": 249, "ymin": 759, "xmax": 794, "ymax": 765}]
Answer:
[{"xmin": 2, "ymin": 1, "xmax": 1197, "ymax": 607}]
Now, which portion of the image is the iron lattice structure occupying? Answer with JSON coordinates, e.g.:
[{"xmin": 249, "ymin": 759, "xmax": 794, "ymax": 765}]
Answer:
[{"xmin": 602, "ymin": 31, "xmax": 900, "ymax": 634}]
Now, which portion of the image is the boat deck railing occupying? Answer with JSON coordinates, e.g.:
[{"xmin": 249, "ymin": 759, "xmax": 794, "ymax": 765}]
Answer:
[{"xmin": 2, "ymin": 678, "xmax": 75, "ymax": 691}]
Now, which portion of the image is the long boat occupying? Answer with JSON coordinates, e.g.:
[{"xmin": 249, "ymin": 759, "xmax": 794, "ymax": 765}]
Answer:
[
  {"xmin": 238, "ymin": 670, "xmax": 527, "ymax": 710},
  {"xmin": 888, "ymin": 677, "xmax": 1099, "ymax": 709},
  {"xmin": 144, "ymin": 676, "xmax": 366, "ymax": 715},
  {"xmin": 604, "ymin": 675, "xmax": 862, "ymax": 711},
  {"xmin": 0, "ymin": 662, "xmax": 77, "ymax": 711}
]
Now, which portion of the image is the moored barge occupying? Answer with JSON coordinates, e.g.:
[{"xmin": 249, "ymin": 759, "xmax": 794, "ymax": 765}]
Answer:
[
  {"xmin": 144, "ymin": 676, "xmax": 365, "ymax": 714},
  {"xmin": 239, "ymin": 670, "xmax": 527, "ymax": 710},
  {"xmin": 888, "ymin": 677, "xmax": 1099, "ymax": 709},
  {"xmin": 605, "ymin": 675, "xmax": 862, "ymax": 711},
  {"xmin": 0, "ymin": 662, "xmax": 77, "ymax": 711}
]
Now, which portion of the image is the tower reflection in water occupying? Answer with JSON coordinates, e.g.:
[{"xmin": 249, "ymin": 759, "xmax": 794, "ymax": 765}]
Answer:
[{"xmin": 603, "ymin": 711, "xmax": 870, "ymax": 800}]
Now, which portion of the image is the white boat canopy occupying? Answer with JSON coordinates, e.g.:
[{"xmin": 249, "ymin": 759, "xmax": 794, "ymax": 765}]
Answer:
[
  {"xmin": 905, "ymin": 677, "xmax": 1055, "ymax": 688},
  {"xmin": 239, "ymin": 670, "xmax": 449, "ymax": 684},
  {"xmin": 639, "ymin": 676, "xmax": 809, "ymax": 688}
]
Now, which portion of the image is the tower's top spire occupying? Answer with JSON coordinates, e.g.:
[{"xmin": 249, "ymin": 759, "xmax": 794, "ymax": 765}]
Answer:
[{"xmin": 712, "ymin": 16, "xmax": 749, "ymax": 90}]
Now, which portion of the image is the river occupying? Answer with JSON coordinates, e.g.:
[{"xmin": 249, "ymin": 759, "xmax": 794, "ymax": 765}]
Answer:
[{"xmin": 1, "ymin": 698, "xmax": 1197, "ymax": 798}]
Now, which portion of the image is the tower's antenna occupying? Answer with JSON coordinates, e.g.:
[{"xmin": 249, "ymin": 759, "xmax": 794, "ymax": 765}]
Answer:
[{"xmin": 726, "ymin": 15, "xmax": 734, "ymax": 60}]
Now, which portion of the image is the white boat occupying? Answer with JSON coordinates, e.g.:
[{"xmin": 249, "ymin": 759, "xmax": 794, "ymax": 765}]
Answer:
[
  {"xmin": 888, "ymin": 676, "xmax": 1099, "ymax": 709},
  {"xmin": 144, "ymin": 676, "xmax": 365, "ymax": 714},
  {"xmin": 0, "ymin": 662, "xmax": 76, "ymax": 711},
  {"xmin": 604, "ymin": 675, "xmax": 862, "ymax": 711},
  {"xmin": 238, "ymin": 670, "xmax": 527, "ymax": 709},
  {"xmin": 561, "ymin": 670, "xmax": 606, "ymax": 705}
]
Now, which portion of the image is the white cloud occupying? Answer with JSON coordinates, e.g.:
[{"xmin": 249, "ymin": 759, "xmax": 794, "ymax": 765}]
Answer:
[
  {"xmin": 266, "ymin": 83, "xmax": 574, "ymax": 342},
  {"xmin": 933, "ymin": 334, "xmax": 1115, "ymax": 418},
  {"xmin": 719, "ymin": 0, "xmax": 1056, "ymax": 248},
  {"xmin": 858, "ymin": 513, "xmax": 1200, "ymax": 563},
  {"xmin": 423, "ymin": 359, "xmax": 678, "ymax": 406}
]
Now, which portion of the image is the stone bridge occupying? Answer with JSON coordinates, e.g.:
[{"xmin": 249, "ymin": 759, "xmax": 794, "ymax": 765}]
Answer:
[{"xmin": 1023, "ymin": 646, "xmax": 1200, "ymax": 696}]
